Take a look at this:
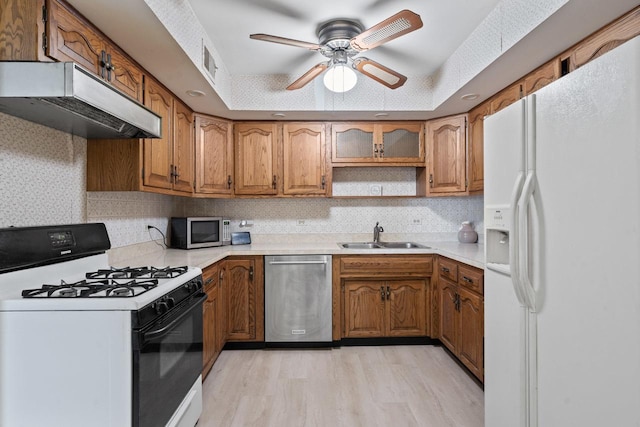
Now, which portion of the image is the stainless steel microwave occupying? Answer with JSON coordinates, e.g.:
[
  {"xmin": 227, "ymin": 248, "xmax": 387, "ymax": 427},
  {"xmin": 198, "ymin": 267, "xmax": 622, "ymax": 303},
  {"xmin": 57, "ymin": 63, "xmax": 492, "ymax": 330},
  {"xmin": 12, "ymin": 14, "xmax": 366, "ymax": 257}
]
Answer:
[{"xmin": 170, "ymin": 217, "xmax": 230, "ymax": 249}]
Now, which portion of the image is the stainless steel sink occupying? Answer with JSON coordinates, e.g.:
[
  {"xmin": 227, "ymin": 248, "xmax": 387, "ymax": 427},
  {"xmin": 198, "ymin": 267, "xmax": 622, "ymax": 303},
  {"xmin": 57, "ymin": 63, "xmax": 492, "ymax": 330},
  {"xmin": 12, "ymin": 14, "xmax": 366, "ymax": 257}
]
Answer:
[
  {"xmin": 338, "ymin": 242, "xmax": 430, "ymax": 249},
  {"xmin": 379, "ymin": 242, "xmax": 429, "ymax": 249},
  {"xmin": 338, "ymin": 242, "xmax": 382, "ymax": 249}
]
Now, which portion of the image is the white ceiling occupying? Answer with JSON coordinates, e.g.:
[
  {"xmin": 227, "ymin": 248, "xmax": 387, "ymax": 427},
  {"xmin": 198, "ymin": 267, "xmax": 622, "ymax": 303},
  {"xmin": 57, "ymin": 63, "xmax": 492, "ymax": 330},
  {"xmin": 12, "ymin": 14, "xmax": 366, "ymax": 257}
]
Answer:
[
  {"xmin": 65, "ymin": 0, "xmax": 640, "ymax": 120},
  {"xmin": 188, "ymin": 0, "xmax": 501, "ymax": 78}
]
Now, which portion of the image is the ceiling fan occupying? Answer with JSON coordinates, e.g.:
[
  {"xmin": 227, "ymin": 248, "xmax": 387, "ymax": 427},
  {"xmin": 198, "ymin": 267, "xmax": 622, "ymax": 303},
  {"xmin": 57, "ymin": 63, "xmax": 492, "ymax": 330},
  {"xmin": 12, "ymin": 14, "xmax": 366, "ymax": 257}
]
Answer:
[{"xmin": 249, "ymin": 9, "xmax": 423, "ymax": 91}]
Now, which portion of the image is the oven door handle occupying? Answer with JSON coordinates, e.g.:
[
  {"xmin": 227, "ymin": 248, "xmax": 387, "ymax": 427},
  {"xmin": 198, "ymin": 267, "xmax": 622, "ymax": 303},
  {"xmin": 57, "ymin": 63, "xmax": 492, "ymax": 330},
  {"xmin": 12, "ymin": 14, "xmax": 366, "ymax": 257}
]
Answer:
[{"xmin": 142, "ymin": 293, "xmax": 207, "ymax": 342}]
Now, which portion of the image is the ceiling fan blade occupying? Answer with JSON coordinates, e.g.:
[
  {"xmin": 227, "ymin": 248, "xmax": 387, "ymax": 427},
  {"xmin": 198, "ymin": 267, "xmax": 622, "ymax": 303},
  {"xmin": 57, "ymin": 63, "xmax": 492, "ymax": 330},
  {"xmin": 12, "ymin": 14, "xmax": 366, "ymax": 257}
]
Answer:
[
  {"xmin": 353, "ymin": 58, "xmax": 407, "ymax": 89},
  {"xmin": 350, "ymin": 9, "xmax": 423, "ymax": 51},
  {"xmin": 250, "ymin": 34, "xmax": 322, "ymax": 50},
  {"xmin": 286, "ymin": 63, "xmax": 329, "ymax": 90}
]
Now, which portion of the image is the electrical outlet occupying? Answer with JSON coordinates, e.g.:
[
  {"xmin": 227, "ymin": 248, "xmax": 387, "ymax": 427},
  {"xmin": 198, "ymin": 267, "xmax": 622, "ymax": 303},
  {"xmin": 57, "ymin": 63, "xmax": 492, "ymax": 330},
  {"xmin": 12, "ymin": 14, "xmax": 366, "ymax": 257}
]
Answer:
[
  {"xmin": 369, "ymin": 184, "xmax": 382, "ymax": 196},
  {"xmin": 412, "ymin": 219, "xmax": 422, "ymax": 225},
  {"xmin": 296, "ymin": 219, "xmax": 307, "ymax": 226}
]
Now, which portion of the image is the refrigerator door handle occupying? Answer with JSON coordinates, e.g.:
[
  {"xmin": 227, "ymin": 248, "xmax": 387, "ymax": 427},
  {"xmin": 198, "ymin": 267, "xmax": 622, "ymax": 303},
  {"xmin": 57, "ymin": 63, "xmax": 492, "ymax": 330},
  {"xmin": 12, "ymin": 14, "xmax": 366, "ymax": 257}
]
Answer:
[
  {"xmin": 510, "ymin": 171, "xmax": 527, "ymax": 306},
  {"xmin": 518, "ymin": 170, "xmax": 538, "ymax": 312}
]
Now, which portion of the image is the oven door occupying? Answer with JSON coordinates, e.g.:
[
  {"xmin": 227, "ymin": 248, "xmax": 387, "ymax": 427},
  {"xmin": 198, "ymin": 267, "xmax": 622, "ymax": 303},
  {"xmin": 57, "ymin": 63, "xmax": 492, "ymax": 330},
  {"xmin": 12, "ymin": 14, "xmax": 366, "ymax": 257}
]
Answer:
[{"xmin": 133, "ymin": 293, "xmax": 206, "ymax": 427}]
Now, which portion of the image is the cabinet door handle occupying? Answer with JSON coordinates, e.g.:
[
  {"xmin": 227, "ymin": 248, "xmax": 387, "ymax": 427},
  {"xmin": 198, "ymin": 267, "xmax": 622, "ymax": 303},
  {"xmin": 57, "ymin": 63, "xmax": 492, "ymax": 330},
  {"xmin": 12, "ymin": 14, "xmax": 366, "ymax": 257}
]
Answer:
[
  {"xmin": 106, "ymin": 53, "xmax": 113, "ymax": 81},
  {"xmin": 321, "ymin": 175, "xmax": 326, "ymax": 189},
  {"xmin": 380, "ymin": 286, "xmax": 385, "ymax": 301},
  {"xmin": 227, "ymin": 175, "xmax": 232, "ymax": 189},
  {"xmin": 219, "ymin": 270, "xmax": 224, "ymax": 281},
  {"xmin": 249, "ymin": 266, "xmax": 254, "ymax": 280},
  {"xmin": 441, "ymin": 267, "xmax": 450, "ymax": 273},
  {"xmin": 272, "ymin": 175, "xmax": 277, "ymax": 189},
  {"xmin": 429, "ymin": 174, "xmax": 434, "ymax": 186},
  {"xmin": 386, "ymin": 285, "xmax": 390, "ymax": 300},
  {"xmin": 455, "ymin": 293, "xmax": 461, "ymax": 312},
  {"xmin": 379, "ymin": 147, "xmax": 384, "ymax": 157},
  {"xmin": 373, "ymin": 144, "xmax": 379, "ymax": 158},
  {"xmin": 173, "ymin": 166, "xmax": 180, "ymax": 180},
  {"xmin": 100, "ymin": 50, "xmax": 107, "ymax": 79},
  {"xmin": 462, "ymin": 276, "xmax": 473, "ymax": 284}
]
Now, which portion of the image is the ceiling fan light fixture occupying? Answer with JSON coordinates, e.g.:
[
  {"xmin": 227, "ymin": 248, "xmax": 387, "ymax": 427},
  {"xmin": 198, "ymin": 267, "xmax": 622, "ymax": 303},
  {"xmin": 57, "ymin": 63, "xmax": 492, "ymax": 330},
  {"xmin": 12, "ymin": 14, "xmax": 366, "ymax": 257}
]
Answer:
[{"xmin": 323, "ymin": 64, "xmax": 358, "ymax": 93}]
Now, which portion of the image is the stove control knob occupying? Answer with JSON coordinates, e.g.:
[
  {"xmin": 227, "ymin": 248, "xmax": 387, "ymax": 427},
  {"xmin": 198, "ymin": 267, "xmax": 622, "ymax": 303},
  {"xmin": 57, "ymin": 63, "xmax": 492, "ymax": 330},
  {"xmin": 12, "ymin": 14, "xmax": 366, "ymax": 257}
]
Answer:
[
  {"xmin": 156, "ymin": 301, "xmax": 169, "ymax": 315},
  {"xmin": 166, "ymin": 297, "xmax": 175, "ymax": 309}
]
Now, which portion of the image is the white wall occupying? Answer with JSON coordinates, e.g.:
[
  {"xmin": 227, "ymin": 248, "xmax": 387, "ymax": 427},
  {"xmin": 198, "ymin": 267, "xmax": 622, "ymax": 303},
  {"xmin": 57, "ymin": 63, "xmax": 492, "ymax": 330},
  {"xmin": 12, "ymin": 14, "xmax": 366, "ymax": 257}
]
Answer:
[{"xmin": 1, "ymin": 112, "xmax": 483, "ymax": 248}]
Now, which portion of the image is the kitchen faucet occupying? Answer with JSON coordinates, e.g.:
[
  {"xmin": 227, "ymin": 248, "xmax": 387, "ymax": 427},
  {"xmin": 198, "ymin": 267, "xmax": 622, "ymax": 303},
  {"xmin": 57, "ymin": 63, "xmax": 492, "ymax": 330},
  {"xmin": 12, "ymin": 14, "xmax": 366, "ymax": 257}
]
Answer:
[{"xmin": 373, "ymin": 222, "xmax": 384, "ymax": 243}]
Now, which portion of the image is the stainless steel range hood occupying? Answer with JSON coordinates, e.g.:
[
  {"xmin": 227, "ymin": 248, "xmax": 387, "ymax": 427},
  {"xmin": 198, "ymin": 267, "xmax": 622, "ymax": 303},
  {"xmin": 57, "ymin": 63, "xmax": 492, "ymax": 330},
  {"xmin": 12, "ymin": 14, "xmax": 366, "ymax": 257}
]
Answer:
[{"xmin": 0, "ymin": 62, "xmax": 161, "ymax": 139}]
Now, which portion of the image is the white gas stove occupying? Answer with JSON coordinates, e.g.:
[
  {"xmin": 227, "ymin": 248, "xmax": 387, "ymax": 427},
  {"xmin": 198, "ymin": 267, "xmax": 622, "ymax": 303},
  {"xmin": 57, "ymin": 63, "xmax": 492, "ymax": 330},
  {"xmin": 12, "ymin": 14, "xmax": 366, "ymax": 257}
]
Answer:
[{"xmin": 0, "ymin": 223, "xmax": 204, "ymax": 427}]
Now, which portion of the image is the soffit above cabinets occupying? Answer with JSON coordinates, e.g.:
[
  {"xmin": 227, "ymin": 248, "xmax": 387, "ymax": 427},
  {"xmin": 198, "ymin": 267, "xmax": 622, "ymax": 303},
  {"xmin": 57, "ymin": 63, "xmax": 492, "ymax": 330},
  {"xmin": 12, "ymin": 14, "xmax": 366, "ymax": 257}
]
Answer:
[{"xmin": 66, "ymin": 0, "xmax": 640, "ymax": 120}]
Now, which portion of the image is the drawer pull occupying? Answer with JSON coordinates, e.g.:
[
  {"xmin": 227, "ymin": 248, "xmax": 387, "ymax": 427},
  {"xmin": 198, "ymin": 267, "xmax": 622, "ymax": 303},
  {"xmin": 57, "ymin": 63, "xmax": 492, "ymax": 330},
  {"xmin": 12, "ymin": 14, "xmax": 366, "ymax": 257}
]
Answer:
[
  {"xmin": 462, "ymin": 276, "xmax": 474, "ymax": 283},
  {"xmin": 205, "ymin": 277, "xmax": 214, "ymax": 285},
  {"xmin": 441, "ymin": 267, "xmax": 450, "ymax": 273}
]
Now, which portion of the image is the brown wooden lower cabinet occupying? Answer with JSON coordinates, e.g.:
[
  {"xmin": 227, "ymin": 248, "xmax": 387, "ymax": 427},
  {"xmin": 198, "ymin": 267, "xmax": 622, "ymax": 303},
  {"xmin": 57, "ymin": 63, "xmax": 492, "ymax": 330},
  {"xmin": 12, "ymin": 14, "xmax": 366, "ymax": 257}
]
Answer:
[
  {"xmin": 336, "ymin": 255, "xmax": 433, "ymax": 339},
  {"xmin": 202, "ymin": 262, "xmax": 221, "ymax": 379},
  {"xmin": 225, "ymin": 256, "xmax": 264, "ymax": 342},
  {"xmin": 436, "ymin": 257, "xmax": 484, "ymax": 381}
]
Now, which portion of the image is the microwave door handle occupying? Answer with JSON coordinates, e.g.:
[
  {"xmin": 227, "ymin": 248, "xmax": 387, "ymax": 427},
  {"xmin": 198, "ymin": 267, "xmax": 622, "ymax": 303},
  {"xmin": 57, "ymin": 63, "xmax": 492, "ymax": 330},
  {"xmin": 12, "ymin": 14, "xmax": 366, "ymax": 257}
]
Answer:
[{"xmin": 142, "ymin": 294, "xmax": 207, "ymax": 342}]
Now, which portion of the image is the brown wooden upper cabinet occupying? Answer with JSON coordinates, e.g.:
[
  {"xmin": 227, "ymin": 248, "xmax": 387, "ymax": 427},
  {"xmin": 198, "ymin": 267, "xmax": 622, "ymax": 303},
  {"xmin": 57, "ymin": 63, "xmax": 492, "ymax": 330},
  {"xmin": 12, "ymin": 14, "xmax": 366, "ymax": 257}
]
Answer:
[
  {"xmin": 424, "ymin": 114, "xmax": 467, "ymax": 196},
  {"xmin": 48, "ymin": 0, "xmax": 144, "ymax": 101},
  {"xmin": 0, "ymin": 0, "xmax": 144, "ymax": 102},
  {"xmin": 282, "ymin": 123, "xmax": 328, "ymax": 196},
  {"xmin": 194, "ymin": 114, "xmax": 234, "ymax": 196},
  {"xmin": 142, "ymin": 78, "xmax": 193, "ymax": 194},
  {"xmin": 234, "ymin": 123, "xmax": 279, "ymax": 195},
  {"xmin": 467, "ymin": 103, "xmax": 489, "ymax": 194},
  {"xmin": 87, "ymin": 79, "xmax": 193, "ymax": 196},
  {"xmin": 331, "ymin": 122, "xmax": 424, "ymax": 165}
]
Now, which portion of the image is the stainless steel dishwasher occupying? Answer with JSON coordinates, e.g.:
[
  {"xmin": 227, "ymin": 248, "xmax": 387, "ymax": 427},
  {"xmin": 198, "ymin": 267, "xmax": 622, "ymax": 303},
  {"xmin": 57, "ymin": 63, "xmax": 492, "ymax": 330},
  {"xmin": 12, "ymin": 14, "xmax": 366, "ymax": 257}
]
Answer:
[{"xmin": 264, "ymin": 255, "xmax": 332, "ymax": 343}]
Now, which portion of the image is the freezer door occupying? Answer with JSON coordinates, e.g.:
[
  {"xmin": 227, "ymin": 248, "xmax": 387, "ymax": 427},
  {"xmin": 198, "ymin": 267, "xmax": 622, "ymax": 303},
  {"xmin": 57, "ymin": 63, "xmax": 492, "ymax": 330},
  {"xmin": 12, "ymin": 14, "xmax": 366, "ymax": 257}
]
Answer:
[{"xmin": 531, "ymin": 36, "xmax": 640, "ymax": 426}]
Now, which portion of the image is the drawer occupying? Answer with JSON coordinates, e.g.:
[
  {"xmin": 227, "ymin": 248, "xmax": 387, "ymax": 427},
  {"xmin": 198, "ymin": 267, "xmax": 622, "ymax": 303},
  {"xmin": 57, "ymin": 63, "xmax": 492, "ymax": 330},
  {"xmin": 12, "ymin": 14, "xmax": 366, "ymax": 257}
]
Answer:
[
  {"xmin": 339, "ymin": 255, "xmax": 433, "ymax": 277},
  {"xmin": 438, "ymin": 258, "xmax": 458, "ymax": 282},
  {"xmin": 202, "ymin": 264, "xmax": 219, "ymax": 291},
  {"xmin": 458, "ymin": 264, "xmax": 483, "ymax": 294}
]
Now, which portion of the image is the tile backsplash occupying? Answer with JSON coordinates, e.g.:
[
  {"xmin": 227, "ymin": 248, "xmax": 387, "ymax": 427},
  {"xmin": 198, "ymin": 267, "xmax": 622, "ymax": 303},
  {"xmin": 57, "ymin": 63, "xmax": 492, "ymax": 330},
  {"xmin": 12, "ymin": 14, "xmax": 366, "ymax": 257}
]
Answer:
[
  {"xmin": 3, "ymin": 113, "xmax": 483, "ymax": 249},
  {"xmin": 181, "ymin": 195, "xmax": 484, "ymax": 238},
  {"xmin": 0, "ymin": 113, "xmax": 86, "ymax": 227}
]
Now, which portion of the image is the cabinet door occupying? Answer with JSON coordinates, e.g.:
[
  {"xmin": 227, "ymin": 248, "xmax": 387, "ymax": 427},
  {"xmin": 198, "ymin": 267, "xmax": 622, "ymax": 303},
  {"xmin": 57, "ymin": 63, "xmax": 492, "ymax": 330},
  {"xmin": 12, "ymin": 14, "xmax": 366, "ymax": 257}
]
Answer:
[
  {"xmin": 172, "ymin": 100, "xmax": 194, "ymax": 194},
  {"xmin": 225, "ymin": 257, "xmax": 264, "ymax": 341},
  {"xmin": 217, "ymin": 264, "xmax": 227, "ymax": 350},
  {"xmin": 490, "ymin": 81, "xmax": 522, "ymax": 114},
  {"xmin": 439, "ymin": 279, "xmax": 458, "ymax": 353},
  {"xmin": 331, "ymin": 123, "xmax": 375, "ymax": 163},
  {"xmin": 426, "ymin": 114, "xmax": 467, "ymax": 195},
  {"xmin": 202, "ymin": 263, "xmax": 219, "ymax": 377},
  {"xmin": 457, "ymin": 287, "xmax": 484, "ymax": 380},
  {"xmin": 202, "ymin": 286, "xmax": 217, "ymax": 377},
  {"xmin": 343, "ymin": 281, "xmax": 385, "ymax": 338},
  {"xmin": 386, "ymin": 280, "xmax": 426, "ymax": 337},
  {"xmin": 378, "ymin": 123, "xmax": 424, "ymax": 163},
  {"xmin": 47, "ymin": 0, "xmax": 105, "ymax": 75},
  {"xmin": 467, "ymin": 104, "xmax": 489, "ymax": 193},
  {"xmin": 143, "ymin": 79, "xmax": 173, "ymax": 190},
  {"xmin": 523, "ymin": 60, "xmax": 560, "ymax": 96},
  {"xmin": 234, "ymin": 123, "xmax": 279, "ymax": 195},
  {"xmin": 195, "ymin": 115, "xmax": 234, "ymax": 195},
  {"xmin": 108, "ymin": 46, "xmax": 144, "ymax": 102},
  {"xmin": 282, "ymin": 123, "xmax": 327, "ymax": 195}
]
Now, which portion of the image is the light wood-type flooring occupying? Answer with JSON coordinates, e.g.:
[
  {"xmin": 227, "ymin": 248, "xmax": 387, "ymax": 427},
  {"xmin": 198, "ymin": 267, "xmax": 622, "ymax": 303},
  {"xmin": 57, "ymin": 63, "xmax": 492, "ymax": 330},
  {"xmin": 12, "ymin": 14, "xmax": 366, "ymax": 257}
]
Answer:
[{"xmin": 199, "ymin": 345, "xmax": 484, "ymax": 427}]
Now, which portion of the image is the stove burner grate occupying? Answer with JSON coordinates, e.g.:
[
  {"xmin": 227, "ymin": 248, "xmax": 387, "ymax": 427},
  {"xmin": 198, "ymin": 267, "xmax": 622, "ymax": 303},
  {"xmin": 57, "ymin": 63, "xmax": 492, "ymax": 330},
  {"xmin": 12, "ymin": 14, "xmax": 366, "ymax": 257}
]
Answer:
[
  {"xmin": 21, "ymin": 278, "xmax": 159, "ymax": 298},
  {"xmin": 85, "ymin": 266, "xmax": 188, "ymax": 280}
]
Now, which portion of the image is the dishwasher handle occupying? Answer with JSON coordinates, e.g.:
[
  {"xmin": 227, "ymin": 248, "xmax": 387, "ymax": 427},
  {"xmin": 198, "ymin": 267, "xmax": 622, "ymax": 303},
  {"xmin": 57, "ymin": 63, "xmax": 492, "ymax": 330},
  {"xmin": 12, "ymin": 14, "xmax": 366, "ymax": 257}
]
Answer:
[{"xmin": 268, "ymin": 260, "xmax": 328, "ymax": 265}]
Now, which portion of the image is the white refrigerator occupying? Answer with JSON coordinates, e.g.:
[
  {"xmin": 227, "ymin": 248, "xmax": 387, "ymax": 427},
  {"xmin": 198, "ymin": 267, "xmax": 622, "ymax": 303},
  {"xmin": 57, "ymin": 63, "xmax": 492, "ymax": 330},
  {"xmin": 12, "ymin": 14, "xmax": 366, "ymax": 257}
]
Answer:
[{"xmin": 484, "ymin": 35, "xmax": 640, "ymax": 427}]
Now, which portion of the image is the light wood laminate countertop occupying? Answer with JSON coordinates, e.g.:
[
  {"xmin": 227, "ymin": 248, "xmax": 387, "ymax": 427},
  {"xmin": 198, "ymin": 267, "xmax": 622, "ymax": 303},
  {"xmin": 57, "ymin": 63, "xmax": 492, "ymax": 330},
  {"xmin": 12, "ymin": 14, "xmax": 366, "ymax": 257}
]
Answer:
[{"xmin": 111, "ymin": 239, "xmax": 484, "ymax": 270}]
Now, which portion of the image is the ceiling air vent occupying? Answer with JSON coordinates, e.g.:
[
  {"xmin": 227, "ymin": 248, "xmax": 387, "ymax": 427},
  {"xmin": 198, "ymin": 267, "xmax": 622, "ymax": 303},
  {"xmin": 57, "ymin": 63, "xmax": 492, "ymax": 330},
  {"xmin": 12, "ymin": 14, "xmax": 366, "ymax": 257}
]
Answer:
[{"xmin": 202, "ymin": 42, "xmax": 218, "ymax": 85}]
